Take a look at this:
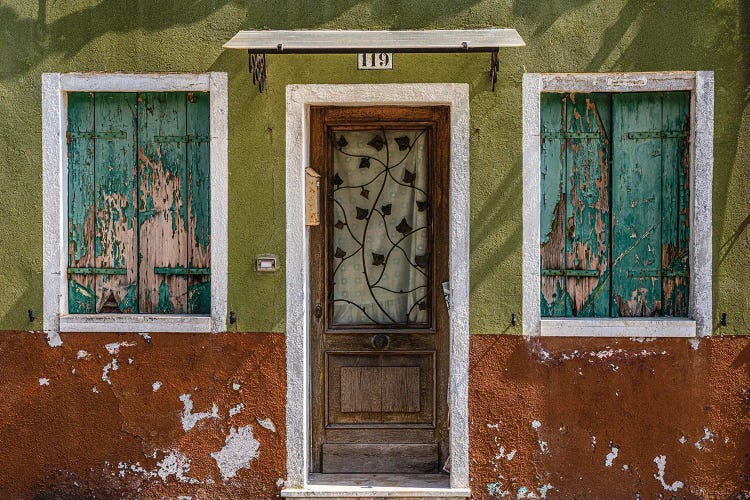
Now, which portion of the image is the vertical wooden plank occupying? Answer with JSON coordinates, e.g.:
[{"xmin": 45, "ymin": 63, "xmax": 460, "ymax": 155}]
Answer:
[
  {"xmin": 67, "ymin": 93, "xmax": 97, "ymax": 313},
  {"xmin": 564, "ymin": 93, "xmax": 611, "ymax": 316},
  {"xmin": 186, "ymin": 92, "xmax": 211, "ymax": 314},
  {"xmin": 94, "ymin": 93, "xmax": 138, "ymax": 313},
  {"xmin": 539, "ymin": 93, "xmax": 569, "ymax": 316},
  {"xmin": 138, "ymin": 92, "xmax": 188, "ymax": 313},
  {"xmin": 660, "ymin": 92, "xmax": 691, "ymax": 316},
  {"xmin": 612, "ymin": 93, "xmax": 663, "ymax": 316}
]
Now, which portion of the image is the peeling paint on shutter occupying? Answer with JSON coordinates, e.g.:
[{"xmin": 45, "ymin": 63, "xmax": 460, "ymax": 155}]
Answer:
[
  {"xmin": 612, "ymin": 92, "xmax": 690, "ymax": 317},
  {"xmin": 540, "ymin": 91, "xmax": 689, "ymax": 318},
  {"xmin": 68, "ymin": 93, "xmax": 97, "ymax": 313},
  {"xmin": 186, "ymin": 92, "xmax": 211, "ymax": 314},
  {"xmin": 540, "ymin": 93, "xmax": 611, "ymax": 317},
  {"xmin": 68, "ymin": 91, "xmax": 210, "ymax": 315},
  {"xmin": 94, "ymin": 93, "xmax": 138, "ymax": 313}
]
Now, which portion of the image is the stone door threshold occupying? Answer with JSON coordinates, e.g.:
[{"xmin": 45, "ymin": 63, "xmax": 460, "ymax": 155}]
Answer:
[{"xmin": 281, "ymin": 474, "xmax": 471, "ymax": 498}]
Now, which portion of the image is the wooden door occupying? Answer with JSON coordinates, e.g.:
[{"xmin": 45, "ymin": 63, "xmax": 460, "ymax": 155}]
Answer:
[{"xmin": 309, "ymin": 106, "xmax": 450, "ymax": 474}]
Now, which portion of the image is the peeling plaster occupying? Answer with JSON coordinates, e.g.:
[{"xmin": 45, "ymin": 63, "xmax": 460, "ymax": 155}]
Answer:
[
  {"xmin": 257, "ymin": 417, "xmax": 276, "ymax": 432},
  {"xmin": 232, "ymin": 382, "xmax": 242, "ymax": 391},
  {"xmin": 679, "ymin": 435, "xmax": 687, "ymax": 444},
  {"xmin": 102, "ymin": 359, "xmax": 118, "ymax": 385},
  {"xmin": 229, "ymin": 403, "xmax": 244, "ymax": 417},
  {"xmin": 179, "ymin": 394, "xmax": 219, "ymax": 432},
  {"xmin": 105, "ymin": 341, "xmax": 136, "ymax": 355},
  {"xmin": 694, "ymin": 427, "xmax": 715, "ymax": 450},
  {"xmin": 117, "ymin": 450, "xmax": 200, "ymax": 484},
  {"xmin": 653, "ymin": 455, "xmax": 684, "ymax": 492},
  {"xmin": 604, "ymin": 444, "xmax": 619, "ymax": 467},
  {"xmin": 138, "ymin": 332, "xmax": 151, "ymax": 342},
  {"xmin": 38, "ymin": 378, "xmax": 49, "ymax": 386},
  {"xmin": 152, "ymin": 381, "xmax": 162, "ymax": 392},
  {"xmin": 210, "ymin": 425, "xmax": 260, "ymax": 480},
  {"xmin": 689, "ymin": 337, "xmax": 701, "ymax": 350},
  {"xmin": 76, "ymin": 350, "xmax": 89, "ymax": 359},
  {"xmin": 156, "ymin": 450, "xmax": 200, "ymax": 484}
]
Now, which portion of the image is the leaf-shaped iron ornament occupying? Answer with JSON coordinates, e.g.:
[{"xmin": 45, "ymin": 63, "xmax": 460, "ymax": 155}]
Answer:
[
  {"xmin": 416, "ymin": 200, "xmax": 429, "ymax": 212},
  {"xmin": 356, "ymin": 207, "xmax": 369, "ymax": 220},
  {"xmin": 360, "ymin": 188, "xmax": 370, "ymax": 199},
  {"xmin": 381, "ymin": 203, "xmax": 392, "ymax": 215},
  {"xmin": 402, "ymin": 169, "xmax": 416, "ymax": 184},
  {"xmin": 359, "ymin": 157, "xmax": 371, "ymax": 169},
  {"xmin": 334, "ymin": 220, "xmax": 345, "ymax": 230},
  {"xmin": 368, "ymin": 135, "xmax": 385, "ymax": 151},
  {"xmin": 395, "ymin": 136, "xmax": 410, "ymax": 151},
  {"xmin": 415, "ymin": 253, "xmax": 429, "ymax": 268},
  {"xmin": 334, "ymin": 247, "xmax": 347, "ymax": 258},
  {"xmin": 333, "ymin": 173, "xmax": 343, "ymax": 187},
  {"xmin": 336, "ymin": 135, "xmax": 348, "ymax": 149},
  {"xmin": 396, "ymin": 218, "xmax": 412, "ymax": 235},
  {"xmin": 418, "ymin": 301, "xmax": 427, "ymax": 311},
  {"xmin": 372, "ymin": 253, "xmax": 385, "ymax": 266}
]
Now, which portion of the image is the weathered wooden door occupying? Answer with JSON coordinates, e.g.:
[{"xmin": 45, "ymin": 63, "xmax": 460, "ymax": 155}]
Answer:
[{"xmin": 309, "ymin": 106, "xmax": 450, "ymax": 474}]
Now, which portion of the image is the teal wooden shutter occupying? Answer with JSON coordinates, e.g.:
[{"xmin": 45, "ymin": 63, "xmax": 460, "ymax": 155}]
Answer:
[
  {"xmin": 67, "ymin": 93, "xmax": 138, "ymax": 313},
  {"xmin": 611, "ymin": 92, "xmax": 690, "ymax": 316},
  {"xmin": 540, "ymin": 93, "xmax": 611, "ymax": 317},
  {"xmin": 138, "ymin": 92, "xmax": 211, "ymax": 314}
]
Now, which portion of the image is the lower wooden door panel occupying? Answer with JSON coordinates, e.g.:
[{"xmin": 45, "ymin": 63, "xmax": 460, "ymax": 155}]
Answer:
[{"xmin": 322, "ymin": 443, "xmax": 439, "ymax": 473}]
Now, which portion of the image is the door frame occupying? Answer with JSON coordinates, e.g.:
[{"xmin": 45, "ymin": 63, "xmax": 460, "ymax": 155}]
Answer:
[{"xmin": 285, "ymin": 84, "xmax": 470, "ymax": 490}]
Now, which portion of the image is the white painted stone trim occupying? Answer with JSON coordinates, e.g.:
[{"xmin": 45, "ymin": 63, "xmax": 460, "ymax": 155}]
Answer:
[
  {"xmin": 59, "ymin": 314, "xmax": 212, "ymax": 333},
  {"xmin": 522, "ymin": 71, "xmax": 714, "ymax": 337},
  {"xmin": 41, "ymin": 72, "xmax": 228, "ymax": 337},
  {"xmin": 540, "ymin": 318, "xmax": 696, "ymax": 337},
  {"xmin": 284, "ymin": 84, "xmax": 470, "ymax": 494}
]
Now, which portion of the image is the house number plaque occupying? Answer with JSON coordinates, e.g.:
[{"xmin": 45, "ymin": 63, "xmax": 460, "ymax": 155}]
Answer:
[{"xmin": 357, "ymin": 52, "xmax": 393, "ymax": 70}]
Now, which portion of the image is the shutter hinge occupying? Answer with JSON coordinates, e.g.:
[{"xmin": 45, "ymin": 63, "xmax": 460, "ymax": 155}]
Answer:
[{"xmin": 65, "ymin": 130, "xmax": 71, "ymax": 145}]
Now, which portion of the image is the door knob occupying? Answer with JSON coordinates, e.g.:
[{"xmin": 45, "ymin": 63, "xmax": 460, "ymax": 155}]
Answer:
[
  {"xmin": 372, "ymin": 334, "xmax": 389, "ymax": 349},
  {"xmin": 314, "ymin": 304, "xmax": 322, "ymax": 319}
]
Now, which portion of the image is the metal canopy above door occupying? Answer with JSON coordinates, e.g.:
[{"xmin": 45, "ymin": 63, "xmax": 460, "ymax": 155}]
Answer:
[{"xmin": 222, "ymin": 29, "xmax": 526, "ymax": 92}]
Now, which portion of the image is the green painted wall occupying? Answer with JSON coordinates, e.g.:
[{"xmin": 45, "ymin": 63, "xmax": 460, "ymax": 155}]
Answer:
[{"xmin": 0, "ymin": 1, "xmax": 748, "ymax": 334}]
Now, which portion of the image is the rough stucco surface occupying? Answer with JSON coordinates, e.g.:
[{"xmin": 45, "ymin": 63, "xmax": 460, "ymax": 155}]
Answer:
[
  {"xmin": 0, "ymin": 332, "xmax": 286, "ymax": 498},
  {"xmin": 1, "ymin": 1, "xmax": 749, "ymax": 334},
  {"xmin": 469, "ymin": 336, "xmax": 750, "ymax": 498},
  {"xmin": 2, "ymin": 334, "xmax": 749, "ymax": 498}
]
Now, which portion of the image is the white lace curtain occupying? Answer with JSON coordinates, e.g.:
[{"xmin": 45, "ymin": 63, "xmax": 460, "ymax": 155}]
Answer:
[{"xmin": 331, "ymin": 128, "xmax": 430, "ymax": 325}]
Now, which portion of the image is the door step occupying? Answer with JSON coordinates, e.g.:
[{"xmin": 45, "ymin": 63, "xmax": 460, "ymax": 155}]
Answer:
[{"xmin": 281, "ymin": 474, "xmax": 470, "ymax": 499}]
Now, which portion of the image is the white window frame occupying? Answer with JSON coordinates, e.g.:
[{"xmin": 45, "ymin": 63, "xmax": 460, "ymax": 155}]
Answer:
[
  {"xmin": 522, "ymin": 72, "xmax": 713, "ymax": 338},
  {"xmin": 42, "ymin": 73, "xmax": 228, "ymax": 335}
]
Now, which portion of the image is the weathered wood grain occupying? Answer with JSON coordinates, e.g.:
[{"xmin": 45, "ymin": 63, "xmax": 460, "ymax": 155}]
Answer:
[
  {"xmin": 138, "ymin": 92, "xmax": 188, "ymax": 314},
  {"xmin": 321, "ymin": 443, "xmax": 438, "ymax": 474}
]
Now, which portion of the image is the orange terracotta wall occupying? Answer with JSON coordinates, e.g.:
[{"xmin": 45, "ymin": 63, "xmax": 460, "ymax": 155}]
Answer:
[{"xmin": 1, "ymin": 333, "xmax": 749, "ymax": 498}]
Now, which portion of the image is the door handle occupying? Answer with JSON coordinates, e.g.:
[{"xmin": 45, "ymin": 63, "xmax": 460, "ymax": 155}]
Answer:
[
  {"xmin": 372, "ymin": 334, "xmax": 389, "ymax": 349},
  {"xmin": 314, "ymin": 303, "xmax": 323, "ymax": 319}
]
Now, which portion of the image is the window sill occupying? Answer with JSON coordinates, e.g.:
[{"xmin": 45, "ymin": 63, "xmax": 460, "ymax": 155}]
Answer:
[
  {"xmin": 59, "ymin": 314, "xmax": 212, "ymax": 333},
  {"xmin": 539, "ymin": 317, "xmax": 697, "ymax": 338}
]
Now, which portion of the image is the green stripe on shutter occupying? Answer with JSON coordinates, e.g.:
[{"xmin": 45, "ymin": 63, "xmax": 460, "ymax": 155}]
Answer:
[
  {"xmin": 660, "ymin": 92, "xmax": 690, "ymax": 316},
  {"xmin": 67, "ymin": 93, "xmax": 97, "ymax": 313},
  {"xmin": 540, "ymin": 93, "xmax": 569, "ymax": 317},
  {"xmin": 186, "ymin": 92, "xmax": 211, "ymax": 314},
  {"xmin": 611, "ymin": 92, "xmax": 690, "ymax": 317}
]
